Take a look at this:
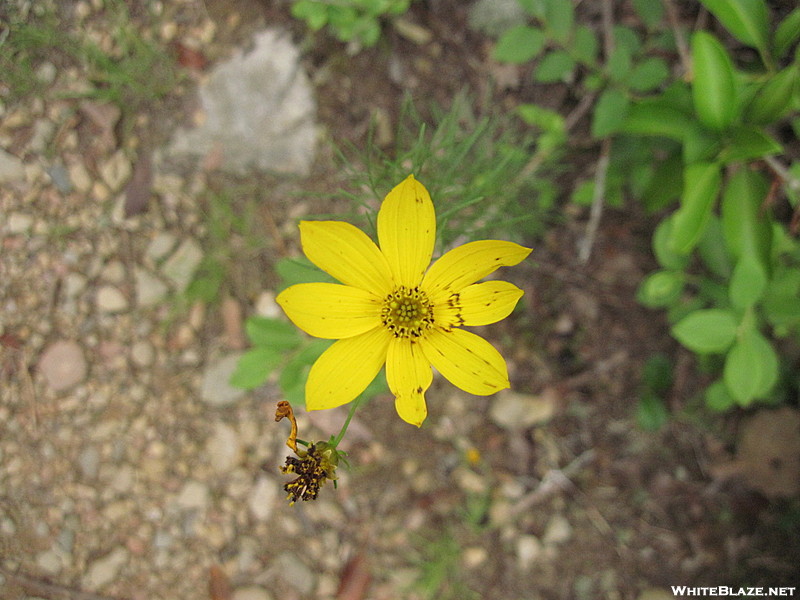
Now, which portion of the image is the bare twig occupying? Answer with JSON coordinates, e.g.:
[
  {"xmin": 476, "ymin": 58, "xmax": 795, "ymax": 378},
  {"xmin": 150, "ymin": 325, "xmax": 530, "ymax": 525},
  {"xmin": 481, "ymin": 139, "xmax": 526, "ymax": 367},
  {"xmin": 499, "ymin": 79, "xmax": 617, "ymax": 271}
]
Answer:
[
  {"xmin": 505, "ymin": 449, "xmax": 596, "ymax": 520},
  {"xmin": 0, "ymin": 565, "xmax": 129, "ymax": 600},
  {"xmin": 577, "ymin": 137, "xmax": 612, "ymax": 263}
]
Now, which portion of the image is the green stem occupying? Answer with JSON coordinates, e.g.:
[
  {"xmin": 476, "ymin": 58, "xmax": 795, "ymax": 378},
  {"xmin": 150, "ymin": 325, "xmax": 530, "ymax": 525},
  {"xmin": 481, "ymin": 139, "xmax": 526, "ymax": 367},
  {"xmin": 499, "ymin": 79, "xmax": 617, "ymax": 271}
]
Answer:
[{"xmin": 331, "ymin": 395, "xmax": 362, "ymax": 448}]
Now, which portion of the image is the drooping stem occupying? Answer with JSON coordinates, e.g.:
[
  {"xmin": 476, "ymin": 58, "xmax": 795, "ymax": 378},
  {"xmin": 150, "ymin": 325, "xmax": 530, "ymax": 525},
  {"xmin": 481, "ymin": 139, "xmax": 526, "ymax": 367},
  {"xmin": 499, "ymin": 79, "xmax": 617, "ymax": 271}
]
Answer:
[{"xmin": 331, "ymin": 395, "xmax": 362, "ymax": 448}]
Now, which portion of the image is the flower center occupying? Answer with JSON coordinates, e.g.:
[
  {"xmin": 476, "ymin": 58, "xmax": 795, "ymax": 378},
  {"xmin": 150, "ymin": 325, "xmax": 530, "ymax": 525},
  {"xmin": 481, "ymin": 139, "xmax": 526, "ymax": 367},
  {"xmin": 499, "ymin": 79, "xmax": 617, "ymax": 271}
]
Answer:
[{"xmin": 381, "ymin": 286, "xmax": 434, "ymax": 338}]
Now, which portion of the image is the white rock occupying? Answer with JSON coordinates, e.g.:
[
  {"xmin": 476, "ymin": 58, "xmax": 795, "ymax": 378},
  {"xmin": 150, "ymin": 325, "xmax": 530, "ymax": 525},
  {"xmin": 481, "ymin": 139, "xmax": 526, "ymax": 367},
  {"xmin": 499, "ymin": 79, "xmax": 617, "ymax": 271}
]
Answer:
[
  {"xmin": 201, "ymin": 354, "xmax": 246, "ymax": 406},
  {"xmin": 146, "ymin": 232, "xmax": 178, "ymax": 262},
  {"xmin": 489, "ymin": 389, "xmax": 556, "ymax": 430},
  {"xmin": 36, "ymin": 549, "xmax": 63, "ymax": 574},
  {"xmin": 543, "ymin": 514, "xmax": 572, "ymax": 545},
  {"xmin": 68, "ymin": 161, "xmax": 93, "ymax": 193},
  {"xmin": 207, "ymin": 422, "xmax": 242, "ymax": 473},
  {"xmin": 161, "ymin": 238, "xmax": 203, "ymax": 293},
  {"xmin": 7, "ymin": 212, "xmax": 34, "ymax": 234},
  {"xmin": 516, "ymin": 535, "xmax": 543, "ymax": 570},
  {"xmin": 233, "ymin": 586, "xmax": 273, "ymax": 600},
  {"xmin": 78, "ymin": 446, "xmax": 101, "ymax": 479},
  {"xmin": 176, "ymin": 480, "xmax": 210, "ymax": 510},
  {"xmin": 130, "ymin": 340, "xmax": 155, "ymax": 367},
  {"xmin": 0, "ymin": 148, "xmax": 25, "ymax": 183},
  {"xmin": 255, "ymin": 290, "xmax": 281, "ymax": 318},
  {"xmin": 96, "ymin": 285, "xmax": 129, "ymax": 313},
  {"xmin": 83, "ymin": 547, "xmax": 128, "ymax": 590},
  {"xmin": 167, "ymin": 28, "xmax": 316, "ymax": 176},
  {"xmin": 135, "ymin": 268, "xmax": 169, "ymax": 307},
  {"xmin": 99, "ymin": 150, "xmax": 132, "ymax": 191},
  {"xmin": 248, "ymin": 477, "xmax": 277, "ymax": 521},
  {"xmin": 38, "ymin": 340, "xmax": 87, "ymax": 392}
]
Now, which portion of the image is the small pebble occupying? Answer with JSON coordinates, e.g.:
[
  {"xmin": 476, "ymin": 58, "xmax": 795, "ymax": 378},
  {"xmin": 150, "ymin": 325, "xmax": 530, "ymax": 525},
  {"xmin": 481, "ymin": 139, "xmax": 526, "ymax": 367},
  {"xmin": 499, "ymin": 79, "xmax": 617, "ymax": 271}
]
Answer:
[
  {"xmin": 96, "ymin": 285, "xmax": 129, "ymax": 313},
  {"xmin": 38, "ymin": 340, "xmax": 87, "ymax": 392},
  {"xmin": 83, "ymin": 547, "xmax": 129, "ymax": 590}
]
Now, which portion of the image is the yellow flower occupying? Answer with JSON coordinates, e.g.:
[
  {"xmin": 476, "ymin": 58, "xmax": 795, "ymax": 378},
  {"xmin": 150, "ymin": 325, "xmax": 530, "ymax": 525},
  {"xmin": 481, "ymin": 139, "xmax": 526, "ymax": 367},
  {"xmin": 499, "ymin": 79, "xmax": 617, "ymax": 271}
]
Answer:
[{"xmin": 276, "ymin": 174, "xmax": 531, "ymax": 426}]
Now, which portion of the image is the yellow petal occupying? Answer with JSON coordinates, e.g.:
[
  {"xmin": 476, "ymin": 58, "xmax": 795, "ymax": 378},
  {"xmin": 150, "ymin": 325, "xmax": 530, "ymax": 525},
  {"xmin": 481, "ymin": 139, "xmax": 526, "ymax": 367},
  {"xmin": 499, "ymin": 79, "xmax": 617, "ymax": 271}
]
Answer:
[
  {"xmin": 276, "ymin": 283, "xmax": 382, "ymax": 339},
  {"xmin": 422, "ymin": 240, "xmax": 531, "ymax": 295},
  {"xmin": 377, "ymin": 174, "xmax": 436, "ymax": 288},
  {"xmin": 386, "ymin": 338, "xmax": 432, "ymax": 426},
  {"xmin": 420, "ymin": 328, "xmax": 509, "ymax": 396},
  {"xmin": 306, "ymin": 326, "xmax": 392, "ymax": 411},
  {"xmin": 457, "ymin": 281, "xmax": 525, "ymax": 326},
  {"xmin": 300, "ymin": 220, "xmax": 393, "ymax": 295}
]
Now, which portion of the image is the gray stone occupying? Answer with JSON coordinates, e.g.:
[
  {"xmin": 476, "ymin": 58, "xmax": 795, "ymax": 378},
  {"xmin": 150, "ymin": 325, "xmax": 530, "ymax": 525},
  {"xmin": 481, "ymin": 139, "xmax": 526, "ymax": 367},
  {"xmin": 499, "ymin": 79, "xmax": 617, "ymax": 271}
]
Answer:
[
  {"xmin": 468, "ymin": 0, "xmax": 528, "ymax": 37},
  {"xmin": 38, "ymin": 340, "xmax": 87, "ymax": 392},
  {"xmin": 490, "ymin": 389, "xmax": 556, "ymax": 430},
  {"xmin": 233, "ymin": 586, "xmax": 273, "ymax": 600},
  {"xmin": 130, "ymin": 340, "xmax": 155, "ymax": 367},
  {"xmin": 96, "ymin": 285, "xmax": 129, "ymax": 313},
  {"xmin": 206, "ymin": 422, "xmax": 241, "ymax": 473},
  {"xmin": 161, "ymin": 238, "xmax": 203, "ymax": 293},
  {"xmin": 248, "ymin": 476, "xmax": 277, "ymax": 521},
  {"xmin": 201, "ymin": 354, "xmax": 246, "ymax": 406},
  {"xmin": 83, "ymin": 547, "xmax": 128, "ymax": 590},
  {"xmin": 176, "ymin": 480, "xmax": 210, "ymax": 510},
  {"xmin": 146, "ymin": 232, "xmax": 178, "ymax": 262},
  {"xmin": 135, "ymin": 268, "xmax": 169, "ymax": 307},
  {"xmin": 7, "ymin": 212, "xmax": 34, "ymax": 234},
  {"xmin": 0, "ymin": 148, "xmax": 25, "ymax": 183},
  {"xmin": 167, "ymin": 28, "xmax": 316, "ymax": 176},
  {"xmin": 78, "ymin": 446, "xmax": 101, "ymax": 479}
]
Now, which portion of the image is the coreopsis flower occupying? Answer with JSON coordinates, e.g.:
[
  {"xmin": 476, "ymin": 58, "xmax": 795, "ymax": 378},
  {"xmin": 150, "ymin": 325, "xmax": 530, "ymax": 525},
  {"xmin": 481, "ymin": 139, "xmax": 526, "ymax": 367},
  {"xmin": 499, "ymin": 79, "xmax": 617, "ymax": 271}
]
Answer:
[{"xmin": 276, "ymin": 175, "xmax": 531, "ymax": 426}]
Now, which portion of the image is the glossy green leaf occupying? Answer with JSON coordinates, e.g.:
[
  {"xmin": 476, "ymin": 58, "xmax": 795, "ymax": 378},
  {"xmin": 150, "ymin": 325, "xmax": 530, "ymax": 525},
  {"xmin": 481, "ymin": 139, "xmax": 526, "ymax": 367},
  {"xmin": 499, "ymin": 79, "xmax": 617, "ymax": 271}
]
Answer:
[
  {"xmin": 627, "ymin": 57, "xmax": 670, "ymax": 92},
  {"xmin": 762, "ymin": 266, "xmax": 800, "ymax": 329},
  {"xmin": 544, "ymin": 0, "xmax": 574, "ymax": 44},
  {"xmin": 653, "ymin": 216, "xmax": 690, "ymax": 270},
  {"xmin": 621, "ymin": 101, "xmax": 692, "ymax": 140},
  {"xmin": 743, "ymin": 65, "xmax": 799, "ymax": 124},
  {"xmin": 683, "ymin": 125, "xmax": 722, "ymax": 163},
  {"xmin": 724, "ymin": 326, "xmax": 779, "ymax": 405},
  {"xmin": 669, "ymin": 162, "xmax": 722, "ymax": 254},
  {"xmin": 592, "ymin": 87, "xmax": 630, "ymax": 138},
  {"xmin": 697, "ymin": 215, "xmax": 733, "ymax": 278},
  {"xmin": 729, "ymin": 255, "xmax": 768, "ymax": 309},
  {"xmin": 637, "ymin": 270, "xmax": 685, "ymax": 308},
  {"xmin": 705, "ymin": 380, "xmax": 736, "ymax": 412},
  {"xmin": 607, "ymin": 45, "xmax": 633, "ymax": 82},
  {"xmin": 493, "ymin": 25, "xmax": 546, "ymax": 64},
  {"xmin": 719, "ymin": 126, "xmax": 782, "ymax": 163},
  {"xmin": 720, "ymin": 167, "xmax": 771, "ymax": 262},
  {"xmin": 699, "ymin": 0, "xmax": 769, "ymax": 53},
  {"xmin": 230, "ymin": 347, "xmax": 283, "ymax": 389},
  {"xmin": 246, "ymin": 316, "xmax": 303, "ymax": 349},
  {"xmin": 533, "ymin": 50, "xmax": 576, "ymax": 83},
  {"xmin": 672, "ymin": 308, "xmax": 738, "ymax": 354},
  {"xmin": 691, "ymin": 31, "xmax": 738, "ymax": 131},
  {"xmin": 613, "ymin": 25, "xmax": 642, "ymax": 55},
  {"xmin": 642, "ymin": 153, "xmax": 683, "ymax": 213},
  {"xmin": 775, "ymin": 8, "xmax": 800, "ymax": 58},
  {"xmin": 573, "ymin": 25, "xmax": 598, "ymax": 64}
]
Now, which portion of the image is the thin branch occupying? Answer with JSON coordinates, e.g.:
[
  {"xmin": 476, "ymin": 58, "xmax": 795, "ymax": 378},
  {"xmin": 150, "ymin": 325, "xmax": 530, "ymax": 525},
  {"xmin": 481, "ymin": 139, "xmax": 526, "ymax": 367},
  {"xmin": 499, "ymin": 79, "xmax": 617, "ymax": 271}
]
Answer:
[
  {"xmin": 578, "ymin": 138, "xmax": 612, "ymax": 264},
  {"xmin": 0, "ymin": 566, "xmax": 129, "ymax": 600}
]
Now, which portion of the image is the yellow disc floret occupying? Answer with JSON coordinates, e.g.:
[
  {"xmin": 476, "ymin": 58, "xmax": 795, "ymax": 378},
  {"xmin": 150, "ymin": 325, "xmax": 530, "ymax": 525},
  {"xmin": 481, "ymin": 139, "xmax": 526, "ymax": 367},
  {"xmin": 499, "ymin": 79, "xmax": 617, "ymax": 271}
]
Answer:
[{"xmin": 381, "ymin": 286, "xmax": 434, "ymax": 338}]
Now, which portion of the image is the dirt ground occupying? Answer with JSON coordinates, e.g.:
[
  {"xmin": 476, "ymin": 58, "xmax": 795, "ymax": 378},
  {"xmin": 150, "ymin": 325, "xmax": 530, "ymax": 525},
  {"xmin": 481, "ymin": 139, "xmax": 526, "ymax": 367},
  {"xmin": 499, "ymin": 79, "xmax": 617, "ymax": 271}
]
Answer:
[{"xmin": 1, "ymin": 1, "xmax": 799, "ymax": 599}]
